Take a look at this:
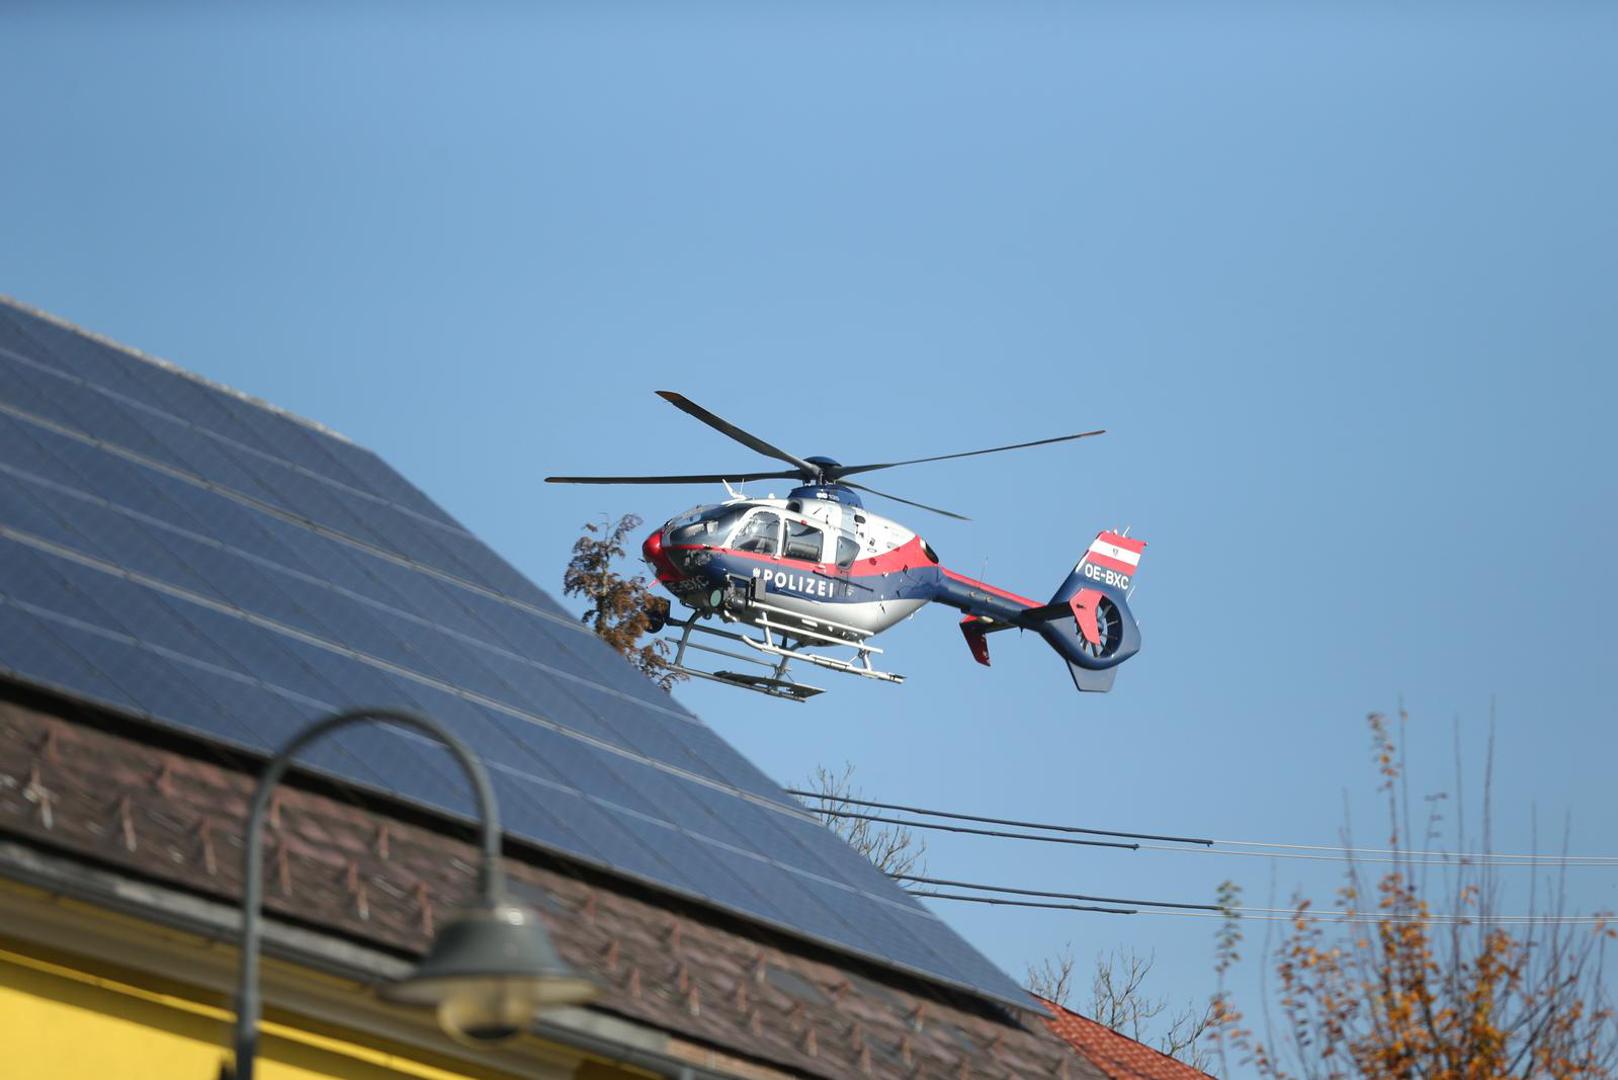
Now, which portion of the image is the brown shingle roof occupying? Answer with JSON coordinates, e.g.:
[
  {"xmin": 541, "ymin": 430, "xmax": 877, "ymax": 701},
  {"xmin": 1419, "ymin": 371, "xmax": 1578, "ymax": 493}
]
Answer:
[{"xmin": 0, "ymin": 691, "xmax": 1104, "ymax": 1079}]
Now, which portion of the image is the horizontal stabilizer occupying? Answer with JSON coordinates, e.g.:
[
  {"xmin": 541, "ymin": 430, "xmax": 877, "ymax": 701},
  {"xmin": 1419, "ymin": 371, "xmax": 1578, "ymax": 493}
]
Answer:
[{"xmin": 959, "ymin": 617, "xmax": 992, "ymax": 666}]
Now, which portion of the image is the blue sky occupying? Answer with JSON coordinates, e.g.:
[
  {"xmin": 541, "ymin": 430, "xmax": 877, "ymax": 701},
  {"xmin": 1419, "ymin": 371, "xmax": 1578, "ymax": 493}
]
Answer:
[{"xmin": 5, "ymin": 1, "xmax": 1616, "ymax": 1063}]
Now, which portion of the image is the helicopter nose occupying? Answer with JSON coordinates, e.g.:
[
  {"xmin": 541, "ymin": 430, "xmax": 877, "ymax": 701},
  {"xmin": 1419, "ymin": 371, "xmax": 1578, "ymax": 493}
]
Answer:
[{"xmin": 642, "ymin": 527, "xmax": 679, "ymax": 583}]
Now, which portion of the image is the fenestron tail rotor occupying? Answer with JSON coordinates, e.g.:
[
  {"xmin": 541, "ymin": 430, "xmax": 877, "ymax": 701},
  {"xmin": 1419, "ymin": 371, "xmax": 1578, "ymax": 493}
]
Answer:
[{"xmin": 543, "ymin": 391, "xmax": 1105, "ymax": 520}]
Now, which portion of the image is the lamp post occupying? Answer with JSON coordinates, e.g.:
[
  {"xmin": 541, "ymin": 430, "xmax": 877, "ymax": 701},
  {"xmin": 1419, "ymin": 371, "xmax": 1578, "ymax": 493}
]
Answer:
[{"xmin": 227, "ymin": 708, "xmax": 597, "ymax": 1080}]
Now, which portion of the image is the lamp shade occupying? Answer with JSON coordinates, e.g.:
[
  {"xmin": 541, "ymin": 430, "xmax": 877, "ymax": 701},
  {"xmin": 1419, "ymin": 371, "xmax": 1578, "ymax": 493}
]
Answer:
[{"xmin": 383, "ymin": 901, "xmax": 597, "ymax": 1044}]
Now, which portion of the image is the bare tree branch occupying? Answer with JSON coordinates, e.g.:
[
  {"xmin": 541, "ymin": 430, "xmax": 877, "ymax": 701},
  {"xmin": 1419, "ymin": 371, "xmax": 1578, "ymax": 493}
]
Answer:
[
  {"xmin": 1031, "ymin": 945, "xmax": 1218, "ymax": 1067},
  {"xmin": 1026, "ymin": 943, "xmax": 1077, "ymax": 1008},
  {"xmin": 803, "ymin": 762, "xmax": 926, "ymax": 877}
]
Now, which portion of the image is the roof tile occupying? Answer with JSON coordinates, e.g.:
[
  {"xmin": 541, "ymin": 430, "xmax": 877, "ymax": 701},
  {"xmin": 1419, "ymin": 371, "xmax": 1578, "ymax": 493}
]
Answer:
[{"xmin": 1038, "ymin": 998, "xmax": 1214, "ymax": 1080}]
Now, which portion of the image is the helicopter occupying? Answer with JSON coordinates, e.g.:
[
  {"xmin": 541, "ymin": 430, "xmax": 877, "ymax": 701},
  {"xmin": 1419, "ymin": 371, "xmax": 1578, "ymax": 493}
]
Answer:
[{"xmin": 546, "ymin": 392, "xmax": 1146, "ymax": 701}]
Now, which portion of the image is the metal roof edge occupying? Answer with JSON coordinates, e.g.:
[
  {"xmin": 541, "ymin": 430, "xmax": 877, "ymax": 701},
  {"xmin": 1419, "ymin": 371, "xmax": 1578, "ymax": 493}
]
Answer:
[{"xmin": 0, "ymin": 295, "xmax": 356, "ymax": 446}]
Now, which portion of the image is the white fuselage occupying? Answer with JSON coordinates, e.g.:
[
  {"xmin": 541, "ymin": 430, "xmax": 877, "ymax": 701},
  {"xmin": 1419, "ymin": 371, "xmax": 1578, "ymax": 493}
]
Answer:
[{"xmin": 654, "ymin": 494, "xmax": 933, "ymax": 641}]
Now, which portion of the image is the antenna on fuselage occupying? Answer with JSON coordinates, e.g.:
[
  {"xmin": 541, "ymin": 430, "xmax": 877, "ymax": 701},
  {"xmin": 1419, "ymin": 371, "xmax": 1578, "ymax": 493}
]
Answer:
[{"xmin": 722, "ymin": 479, "xmax": 745, "ymax": 500}]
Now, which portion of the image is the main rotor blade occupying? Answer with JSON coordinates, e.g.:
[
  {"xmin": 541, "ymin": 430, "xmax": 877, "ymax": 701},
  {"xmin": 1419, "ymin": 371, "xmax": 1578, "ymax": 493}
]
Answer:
[
  {"xmin": 656, "ymin": 391, "xmax": 819, "ymax": 476},
  {"xmin": 841, "ymin": 480, "xmax": 971, "ymax": 521},
  {"xmin": 836, "ymin": 429, "xmax": 1107, "ymax": 477},
  {"xmin": 546, "ymin": 470, "xmax": 803, "ymax": 485}
]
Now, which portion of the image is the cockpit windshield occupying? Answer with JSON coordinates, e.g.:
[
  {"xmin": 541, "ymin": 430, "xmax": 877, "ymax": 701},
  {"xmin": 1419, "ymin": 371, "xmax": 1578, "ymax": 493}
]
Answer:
[{"xmin": 665, "ymin": 504, "xmax": 748, "ymax": 546}]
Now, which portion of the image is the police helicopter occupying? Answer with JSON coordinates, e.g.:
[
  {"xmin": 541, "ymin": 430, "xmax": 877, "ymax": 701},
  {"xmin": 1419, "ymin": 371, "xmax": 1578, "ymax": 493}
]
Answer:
[{"xmin": 547, "ymin": 392, "xmax": 1146, "ymax": 701}]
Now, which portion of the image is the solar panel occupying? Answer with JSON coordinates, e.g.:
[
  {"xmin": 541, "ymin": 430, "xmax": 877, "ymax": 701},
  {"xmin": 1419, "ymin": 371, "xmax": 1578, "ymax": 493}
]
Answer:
[
  {"xmin": 0, "ymin": 600, "xmax": 145, "ymax": 716},
  {"xmin": 0, "ymin": 298, "xmax": 1028, "ymax": 1007}
]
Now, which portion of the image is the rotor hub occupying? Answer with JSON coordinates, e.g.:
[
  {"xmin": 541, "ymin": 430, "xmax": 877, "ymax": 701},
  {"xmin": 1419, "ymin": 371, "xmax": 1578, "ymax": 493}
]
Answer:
[
  {"xmin": 787, "ymin": 482, "xmax": 863, "ymax": 509},
  {"xmin": 801, "ymin": 455, "xmax": 843, "ymax": 482},
  {"xmin": 544, "ymin": 390, "xmax": 1104, "ymax": 523}
]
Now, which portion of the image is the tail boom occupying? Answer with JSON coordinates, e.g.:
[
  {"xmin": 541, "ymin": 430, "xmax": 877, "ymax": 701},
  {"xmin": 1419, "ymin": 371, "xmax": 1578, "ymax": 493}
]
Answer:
[{"xmin": 936, "ymin": 531, "xmax": 1146, "ymax": 693}]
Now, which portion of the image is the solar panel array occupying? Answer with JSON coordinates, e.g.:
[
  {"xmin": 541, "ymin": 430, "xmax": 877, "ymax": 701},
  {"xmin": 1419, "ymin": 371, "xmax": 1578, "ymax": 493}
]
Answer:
[{"xmin": 0, "ymin": 298, "xmax": 1027, "ymax": 1007}]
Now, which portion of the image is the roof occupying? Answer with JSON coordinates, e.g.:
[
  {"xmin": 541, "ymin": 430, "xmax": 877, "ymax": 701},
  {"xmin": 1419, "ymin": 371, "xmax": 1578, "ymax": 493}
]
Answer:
[
  {"xmin": 0, "ymin": 691, "xmax": 1103, "ymax": 1079},
  {"xmin": 0, "ymin": 295, "xmax": 1026, "ymax": 1007},
  {"xmin": 1037, "ymin": 998, "xmax": 1214, "ymax": 1080}
]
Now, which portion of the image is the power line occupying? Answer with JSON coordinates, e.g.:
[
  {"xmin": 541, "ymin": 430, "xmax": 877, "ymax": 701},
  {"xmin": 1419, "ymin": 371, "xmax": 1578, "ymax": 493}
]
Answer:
[
  {"xmin": 905, "ymin": 890, "xmax": 1137, "ymax": 916},
  {"xmin": 785, "ymin": 789, "xmax": 1212, "ymax": 846},
  {"xmin": 794, "ymin": 790, "xmax": 1618, "ymax": 867},
  {"xmin": 894, "ymin": 874, "xmax": 1221, "ymax": 912},
  {"xmin": 1209, "ymin": 838, "xmax": 1618, "ymax": 865},
  {"xmin": 831, "ymin": 797, "xmax": 1617, "ymax": 926},
  {"xmin": 1149, "ymin": 910, "xmax": 1613, "ymax": 925},
  {"xmin": 1131, "ymin": 843, "xmax": 1615, "ymax": 868},
  {"xmin": 811, "ymin": 809, "xmax": 1140, "ymax": 851},
  {"xmin": 1233, "ymin": 904, "xmax": 1615, "ymax": 924},
  {"xmin": 906, "ymin": 889, "xmax": 1615, "ymax": 926},
  {"xmin": 1136, "ymin": 843, "xmax": 1618, "ymax": 868}
]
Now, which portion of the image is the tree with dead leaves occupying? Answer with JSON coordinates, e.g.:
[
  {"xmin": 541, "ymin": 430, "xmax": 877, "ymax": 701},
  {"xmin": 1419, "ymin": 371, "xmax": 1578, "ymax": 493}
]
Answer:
[
  {"xmin": 563, "ymin": 513, "xmax": 685, "ymax": 691},
  {"xmin": 1211, "ymin": 711, "xmax": 1618, "ymax": 1079}
]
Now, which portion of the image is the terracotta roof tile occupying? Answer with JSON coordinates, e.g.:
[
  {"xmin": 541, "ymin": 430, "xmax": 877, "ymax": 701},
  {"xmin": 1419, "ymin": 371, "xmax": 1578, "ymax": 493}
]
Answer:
[{"xmin": 1038, "ymin": 998, "xmax": 1213, "ymax": 1080}]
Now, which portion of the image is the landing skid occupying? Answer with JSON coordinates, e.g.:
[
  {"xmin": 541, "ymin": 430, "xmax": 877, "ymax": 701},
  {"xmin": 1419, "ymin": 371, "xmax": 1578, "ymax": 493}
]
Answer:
[
  {"xmin": 684, "ymin": 669, "xmax": 825, "ymax": 702},
  {"xmin": 663, "ymin": 609, "xmax": 903, "ymax": 702}
]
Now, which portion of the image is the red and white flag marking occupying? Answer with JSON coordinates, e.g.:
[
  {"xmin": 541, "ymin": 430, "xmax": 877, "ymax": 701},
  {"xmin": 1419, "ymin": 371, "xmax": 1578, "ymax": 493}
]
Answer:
[{"xmin": 1083, "ymin": 531, "xmax": 1145, "ymax": 576}]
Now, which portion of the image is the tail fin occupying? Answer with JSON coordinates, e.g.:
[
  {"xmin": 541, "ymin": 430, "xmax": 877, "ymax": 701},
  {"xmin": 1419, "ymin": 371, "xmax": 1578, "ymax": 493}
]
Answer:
[
  {"xmin": 1055, "ymin": 531, "xmax": 1145, "ymax": 602},
  {"xmin": 1037, "ymin": 531, "xmax": 1146, "ymax": 693}
]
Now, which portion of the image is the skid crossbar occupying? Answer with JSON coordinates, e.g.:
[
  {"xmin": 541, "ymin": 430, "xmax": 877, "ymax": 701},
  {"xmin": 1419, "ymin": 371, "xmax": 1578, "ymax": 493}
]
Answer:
[
  {"xmin": 661, "ymin": 607, "xmax": 903, "ymax": 700},
  {"xmin": 745, "ymin": 598, "xmax": 876, "ymax": 644}
]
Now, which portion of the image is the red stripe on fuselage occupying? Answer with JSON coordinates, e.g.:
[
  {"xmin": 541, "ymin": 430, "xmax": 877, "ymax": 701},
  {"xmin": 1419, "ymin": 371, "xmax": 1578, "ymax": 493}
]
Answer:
[
  {"xmin": 851, "ymin": 536, "xmax": 934, "ymax": 575},
  {"xmin": 666, "ymin": 543, "xmax": 830, "ymax": 575},
  {"xmin": 667, "ymin": 537, "xmax": 1039, "ymax": 610},
  {"xmin": 666, "ymin": 535, "xmax": 936, "ymax": 578}
]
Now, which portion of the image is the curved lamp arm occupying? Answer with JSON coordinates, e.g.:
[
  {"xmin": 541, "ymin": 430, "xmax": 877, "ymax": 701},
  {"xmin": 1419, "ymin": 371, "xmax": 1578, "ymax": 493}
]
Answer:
[{"xmin": 231, "ymin": 708, "xmax": 503, "ymax": 1080}]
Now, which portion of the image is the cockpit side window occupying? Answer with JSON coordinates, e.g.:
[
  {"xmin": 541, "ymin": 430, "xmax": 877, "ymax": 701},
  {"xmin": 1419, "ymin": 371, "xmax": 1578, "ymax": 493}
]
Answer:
[
  {"xmin": 835, "ymin": 534, "xmax": 859, "ymax": 570},
  {"xmin": 732, "ymin": 511, "xmax": 782, "ymax": 555},
  {"xmin": 783, "ymin": 520, "xmax": 824, "ymax": 562}
]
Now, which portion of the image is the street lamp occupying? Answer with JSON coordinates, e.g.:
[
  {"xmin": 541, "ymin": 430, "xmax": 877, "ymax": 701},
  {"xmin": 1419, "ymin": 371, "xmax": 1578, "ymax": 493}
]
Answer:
[{"xmin": 227, "ymin": 708, "xmax": 597, "ymax": 1080}]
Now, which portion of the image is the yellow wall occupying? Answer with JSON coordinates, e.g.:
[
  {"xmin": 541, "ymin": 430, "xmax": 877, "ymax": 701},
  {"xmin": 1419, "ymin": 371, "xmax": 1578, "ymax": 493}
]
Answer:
[{"xmin": 0, "ymin": 945, "xmax": 641, "ymax": 1080}]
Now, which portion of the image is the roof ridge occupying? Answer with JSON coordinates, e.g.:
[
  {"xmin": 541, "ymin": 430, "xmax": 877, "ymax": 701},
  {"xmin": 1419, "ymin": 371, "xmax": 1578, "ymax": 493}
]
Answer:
[{"xmin": 0, "ymin": 294, "xmax": 355, "ymax": 445}]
